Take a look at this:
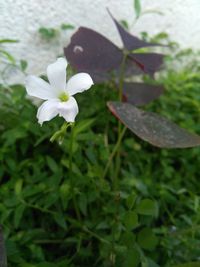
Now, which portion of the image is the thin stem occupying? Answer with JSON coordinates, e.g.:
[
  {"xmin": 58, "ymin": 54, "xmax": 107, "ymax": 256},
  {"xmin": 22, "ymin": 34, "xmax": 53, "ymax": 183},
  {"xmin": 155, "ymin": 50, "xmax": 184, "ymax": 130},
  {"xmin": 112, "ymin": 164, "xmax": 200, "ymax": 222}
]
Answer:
[
  {"xmin": 50, "ymin": 122, "xmax": 69, "ymax": 143},
  {"xmin": 109, "ymin": 53, "xmax": 128, "ymax": 266},
  {"xmin": 118, "ymin": 54, "xmax": 127, "ymax": 102},
  {"xmin": 20, "ymin": 199, "xmax": 56, "ymax": 215},
  {"xmin": 69, "ymin": 125, "xmax": 81, "ymax": 221},
  {"xmin": 82, "ymin": 226, "xmax": 110, "ymax": 244},
  {"xmin": 102, "ymin": 126, "xmax": 127, "ymax": 180},
  {"xmin": 169, "ymin": 224, "xmax": 200, "ymax": 236},
  {"xmin": 114, "ymin": 53, "xmax": 127, "ymax": 185}
]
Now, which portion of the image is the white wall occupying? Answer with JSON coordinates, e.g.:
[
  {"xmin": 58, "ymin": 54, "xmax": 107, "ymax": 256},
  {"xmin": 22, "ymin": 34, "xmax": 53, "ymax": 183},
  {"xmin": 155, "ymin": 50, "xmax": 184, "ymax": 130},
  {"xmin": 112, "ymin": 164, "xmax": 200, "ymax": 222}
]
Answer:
[{"xmin": 1, "ymin": 0, "xmax": 200, "ymax": 80}]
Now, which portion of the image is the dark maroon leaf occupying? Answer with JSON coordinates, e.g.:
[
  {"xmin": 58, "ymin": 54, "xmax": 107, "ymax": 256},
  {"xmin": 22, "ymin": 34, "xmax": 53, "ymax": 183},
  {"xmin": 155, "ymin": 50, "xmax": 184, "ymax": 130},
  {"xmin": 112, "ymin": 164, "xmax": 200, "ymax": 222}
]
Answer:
[
  {"xmin": 107, "ymin": 102, "xmax": 200, "ymax": 148},
  {"xmin": 64, "ymin": 27, "xmax": 123, "ymax": 71},
  {"xmin": 124, "ymin": 58, "xmax": 145, "ymax": 76},
  {"xmin": 129, "ymin": 53, "xmax": 165, "ymax": 75},
  {"xmin": 123, "ymin": 83, "xmax": 164, "ymax": 106},
  {"xmin": 64, "ymin": 26, "xmax": 164, "ymax": 83},
  {"xmin": 108, "ymin": 9, "xmax": 164, "ymax": 51},
  {"xmin": 76, "ymin": 58, "xmax": 144, "ymax": 84},
  {"xmin": 72, "ymin": 69, "xmax": 111, "ymax": 84},
  {"xmin": 0, "ymin": 226, "xmax": 7, "ymax": 267}
]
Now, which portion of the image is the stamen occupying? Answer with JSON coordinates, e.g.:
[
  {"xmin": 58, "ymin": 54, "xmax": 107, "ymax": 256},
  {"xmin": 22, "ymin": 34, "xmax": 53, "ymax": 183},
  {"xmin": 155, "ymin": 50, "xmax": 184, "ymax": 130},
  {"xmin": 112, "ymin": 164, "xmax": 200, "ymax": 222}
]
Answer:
[{"xmin": 59, "ymin": 92, "xmax": 69, "ymax": 102}]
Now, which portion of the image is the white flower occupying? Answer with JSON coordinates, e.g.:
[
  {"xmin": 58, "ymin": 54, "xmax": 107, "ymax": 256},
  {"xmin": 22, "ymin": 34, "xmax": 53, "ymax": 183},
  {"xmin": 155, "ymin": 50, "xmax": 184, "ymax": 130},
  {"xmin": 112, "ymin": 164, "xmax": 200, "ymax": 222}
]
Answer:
[{"xmin": 25, "ymin": 58, "xmax": 93, "ymax": 125}]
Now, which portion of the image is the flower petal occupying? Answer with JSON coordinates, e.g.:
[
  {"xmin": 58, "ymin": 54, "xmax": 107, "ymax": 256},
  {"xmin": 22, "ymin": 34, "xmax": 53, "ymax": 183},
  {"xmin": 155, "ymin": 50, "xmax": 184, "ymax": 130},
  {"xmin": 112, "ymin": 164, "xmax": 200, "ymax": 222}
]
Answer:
[
  {"xmin": 37, "ymin": 99, "xmax": 59, "ymax": 125},
  {"xmin": 58, "ymin": 97, "xmax": 79, "ymax": 122},
  {"xmin": 66, "ymin": 73, "xmax": 94, "ymax": 96},
  {"xmin": 47, "ymin": 58, "xmax": 68, "ymax": 93},
  {"xmin": 25, "ymin": 75, "xmax": 56, "ymax": 100}
]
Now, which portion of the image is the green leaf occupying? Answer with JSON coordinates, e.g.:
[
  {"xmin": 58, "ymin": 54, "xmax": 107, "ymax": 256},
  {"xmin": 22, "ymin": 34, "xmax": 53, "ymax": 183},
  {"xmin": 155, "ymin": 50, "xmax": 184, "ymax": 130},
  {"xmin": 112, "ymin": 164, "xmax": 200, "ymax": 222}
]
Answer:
[
  {"xmin": 5, "ymin": 240, "xmax": 19, "ymax": 256},
  {"xmin": 142, "ymin": 9, "xmax": 164, "ymax": 16},
  {"xmin": 134, "ymin": 0, "xmax": 141, "ymax": 18},
  {"xmin": 146, "ymin": 258, "xmax": 160, "ymax": 267},
  {"xmin": 126, "ymin": 193, "xmax": 137, "ymax": 209},
  {"xmin": 137, "ymin": 228, "xmax": 158, "ymax": 250},
  {"xmin": 61, "ymin": 24, "xmax": 75, "ymax": 30},
  {"xmin": 60, "ymin": 183, "xmax": 70, "ymax": 209},
  {"xmin": 36, "ymin": 262, "xmax": 57, "ymax": 267},
  {"xmin": 73, "ymin": 119, "xmax": 95, "ymax": 137},
  {"xmin": 79, "ymin": 194, "xmax": 87, "ymax": 216},
  {"xmin": 14, "ymin": 205, "xmax": 25, "ymax": 228},
  {"xmin": 20, "ymin": 60, "xmax": 28, "ymax": 71},
  {"xmin": 20, "ymin": 263, "xmax": 36, "ymax": 267},
  {"xmin": 123, "ymin": 211, "xmax": 139, "ymax": 230},
  {"xmin": 121, "ymin": 232, "xmax": 136, "ymax": 248},
  {"xmin": 173, "ymin": 263, "xmax": 200, "ymax": 267},
  {"xmin": 137, "ymin": 199, "xmax": 158, "ymax": 216},
  {"xmin": 0, "ymin": 39, "xmax": 19, "ymax": 43},
  {"xmin": 15, "ymin": 179, "xmax": 23, "ymax": 196},
  {"xmin": 0, "ymin": 49, "xmax": 16, "ymax": 64},
  {"xmin": 120, "ymin": 20, "xmax": 129, "ymax": 30},
  {"xmin": 123, "ymin": 248, "xmax": 140, "ymax": 267},
  {"xmin": 0, "ymin": 226, "xmax": 7, "ymax": 267},
  {"xmin": 46, "ymin": 156, "xmax": 58, "ymax": 173},
  {"xmin": 38, "ymin": 27, "xmax": 58, "ymax": 40},
  {"xmin": 53, "ymin": 213, "xmax": 67, "ymax": 230}
]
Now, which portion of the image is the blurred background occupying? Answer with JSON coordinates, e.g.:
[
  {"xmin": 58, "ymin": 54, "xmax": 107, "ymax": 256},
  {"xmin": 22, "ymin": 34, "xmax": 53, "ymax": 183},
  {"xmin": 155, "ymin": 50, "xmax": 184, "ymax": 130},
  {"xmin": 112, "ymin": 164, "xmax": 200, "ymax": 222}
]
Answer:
[{"xmin": 1, "ymin": 0, "xmax": 200, "ymax": 77}]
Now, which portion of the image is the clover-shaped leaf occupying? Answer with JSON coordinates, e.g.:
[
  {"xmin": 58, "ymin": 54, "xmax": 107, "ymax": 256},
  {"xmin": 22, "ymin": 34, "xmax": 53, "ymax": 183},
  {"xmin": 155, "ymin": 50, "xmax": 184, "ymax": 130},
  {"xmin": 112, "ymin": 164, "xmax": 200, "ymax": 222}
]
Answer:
[
  {"xmin": 108, "ymin": 102, "xmax": 200, "ymax": 148},
  {"xmin": 64, "ymin": 27, "xmax": 123, "ymax": 72},
  {"xmin": 129, "ymin": 53, "xmax": 165, "ymax": 76},
  {"xmin": 108, "ymin": 9, "xmax": 164, "ymax": 51}
]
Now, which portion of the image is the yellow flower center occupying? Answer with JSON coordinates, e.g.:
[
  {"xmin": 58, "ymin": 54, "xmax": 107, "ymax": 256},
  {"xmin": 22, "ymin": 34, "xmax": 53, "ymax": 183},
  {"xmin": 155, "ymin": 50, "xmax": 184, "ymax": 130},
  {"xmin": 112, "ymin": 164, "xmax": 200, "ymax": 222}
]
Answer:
[{"xmin": 59, "ymin": 92, "xmax": 69, "ymax": 102}]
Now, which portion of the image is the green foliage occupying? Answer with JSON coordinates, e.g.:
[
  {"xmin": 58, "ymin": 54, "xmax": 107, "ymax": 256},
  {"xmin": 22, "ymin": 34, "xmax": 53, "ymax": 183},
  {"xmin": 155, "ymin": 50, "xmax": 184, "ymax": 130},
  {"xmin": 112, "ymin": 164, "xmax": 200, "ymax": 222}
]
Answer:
[
  {"xmin": 20, "ymin": 60, "xmax": 28, "ymax": 72},
  {"xmin": 134, "ymin": 0, "xmax": 141, "ymax": 18},
  {"xmin": 38, "ymin": 23, "xmax": 74, "ymax": 41},
  {"xmin": 119, "ymin": 20, "xmax": 129, "ymax": 30},
  {"xmin": 123, "ymin": 248, "xmax": 140, "ymax": 267},
  {"xmin": 1, "ymin": 28, "xmax": 200, "ymax": 267},
  {"xmin": 123, "ymin": 211, "xmax": 139, "ymax": 230},
  {"xmin": 61, "ymin": 24, "xmax": 75, "ymax": 30},
  {"xmin": 132, "ymin": 0, "xmax": 163, "ymax": 24},
  {"xmin": 174, "ymin": 264, "xmax": 200, "ymax": 267},
  {"xmin": 38, "ymin": 27, "xmax": 58, "ymax": 40},
  {"xmin": 0, "ymin": 39, "xmax": 27, "ymax": 82},
  {"xmin": 136, "ymin": 199, "xmax": 158, "ymax": 217},
  {"xmin": 0, "ymin": 39, "xmax": 17, "ymax": 67},
  {"xmin": 137, "ymin": 228, "xmax": 158, "ymax": 250},
  {"xmin": 0, "ymin": 79, "xmax": 161, "ymax": 266},
  {"xmin": 0, "ymin": 39, "xmax": 19, "ymax": 44}
]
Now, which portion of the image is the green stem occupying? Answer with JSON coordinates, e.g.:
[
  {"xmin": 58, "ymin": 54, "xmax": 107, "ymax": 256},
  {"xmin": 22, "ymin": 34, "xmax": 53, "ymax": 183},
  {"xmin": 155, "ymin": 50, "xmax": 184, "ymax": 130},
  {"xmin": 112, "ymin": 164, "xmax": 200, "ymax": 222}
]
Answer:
[
  {"xmin": 20, "ymin": 199, "xmax": 56, "ymax": 215},
  {"xmin": 109, "ymin": 52, "xmax": 128, "ymax": 266},
  {"xmin": 114, "ymin": 52, "xmax": 127, "ymax": 186},
  {"xmin": 69, "ymin": 125, "xmax": 81, "ymax": 221},
  {"xmin": 50, "ymin": 122, "xmax": 70, "ymax": 143},
  {"xmin": 102, "ymin": 53, "xmax": 127, "ymax": 182},
  {"xmin": 82, "ymin": 226, "xmax": 110, "ymax": 244},
  {"xmin": 118, "ymin": 54, "xmax": 127, "ymax": 102},
  {"xmin": 102, "ymin": 126, "xmax": 127, "ymax": 180}
]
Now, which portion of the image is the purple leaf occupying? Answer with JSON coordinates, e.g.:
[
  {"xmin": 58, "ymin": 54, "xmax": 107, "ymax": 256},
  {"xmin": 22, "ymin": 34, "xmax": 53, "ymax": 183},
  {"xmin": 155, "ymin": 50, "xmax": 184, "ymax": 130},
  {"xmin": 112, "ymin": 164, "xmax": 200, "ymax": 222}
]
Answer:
[
  {"xmin": 64, "ymin": 27, "xmax": 123, "ymax": 71},
  {"xmin": 0, "ymin": 226, "xmax": 7, "ymax": 267},
  {"xmin": 108, "ymin": 102, "xmax": 200, "ymax": 148},
  {"xmin": 64, "ymin": 26, "xmax": 164, "ymax": 82},
  {"xmin": 108, "ymin": 9, "xmax": 165, "ymax": 51},
  {"xmin": 123, "ymin": 82, "xmax": 164, "ymax": 106},
  {"xmin": 129, "ymin": 53, "xmax": 165, "ymax": 75},
  {"xmin": 76, "ymin": 58, "xmax": 144, "ymax": 84}
]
